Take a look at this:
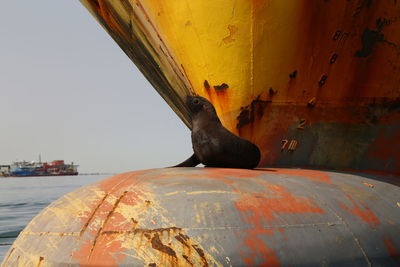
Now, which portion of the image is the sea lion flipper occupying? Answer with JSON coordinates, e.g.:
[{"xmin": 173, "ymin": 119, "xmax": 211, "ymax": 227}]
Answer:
[{"xmin": 172, "ymin": 153, "xmax": 200, "ymax": 167}]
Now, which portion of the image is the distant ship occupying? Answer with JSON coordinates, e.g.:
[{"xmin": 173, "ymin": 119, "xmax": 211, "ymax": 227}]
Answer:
[{"xmin": 10, "ymin": 160, "xmax": 78, "ymax": 177}]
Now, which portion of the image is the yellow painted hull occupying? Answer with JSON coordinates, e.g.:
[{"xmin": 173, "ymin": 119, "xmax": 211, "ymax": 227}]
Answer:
[{"xmin": 80, "ymin": 0, "xmax": 400, "ymax": 174}]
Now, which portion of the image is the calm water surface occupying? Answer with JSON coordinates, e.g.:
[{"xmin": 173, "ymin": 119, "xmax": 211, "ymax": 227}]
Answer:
[{"xmin": 0, "ymin": 174, "xmax": 110, "ymax": 261}]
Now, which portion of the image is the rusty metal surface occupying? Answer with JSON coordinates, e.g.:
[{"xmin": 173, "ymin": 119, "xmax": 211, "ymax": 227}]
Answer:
[
  {"xmin": 2, "ymin": 168, "xmax": 399, "ymax": 266},
  {"xmin": 79, "ymin": 0, "xmax": 400, "ymax": 175}
]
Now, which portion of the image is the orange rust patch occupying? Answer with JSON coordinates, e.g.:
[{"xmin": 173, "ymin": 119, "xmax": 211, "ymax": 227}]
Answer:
[
  {"xmin": 78, "ymin": 172, "xmax": 150, "ymax": 234},
  {"xmin": 73, "ymin": 198, "xmax": 128, "ymax": 265},
  {"xmin": 241, "ymin": 229, "xmax": 280, "ymax": 266},
  {"xmin": 79, "ymin": 192, "xmax": 110, "ymax": 237},
  {"xmin": 97, "ymin": 170, "xmax": 148, "ymax": 191},
  {"xmin": 384, "ymin": 237, "xmax": 400, "ymax": 260},
  {"xmin": 236, "ymin": 184, "xmax": 324, "ymax": 224},
  {"xmin": 102, "ymin": 191, "xmax": 144, "ymax": 232},
  {"xmin": 73, "ymin": 178, "xmax": 149, "ymax": 265},
  {"xmin": 192, "ymin": 244, "xmax": 208, "ymax": 267},
  {"xmin": 235, "ymin": 183, "xmax": 323, "ymax": 265},
  {"xmin": 89, "ymin": 235, "xmax": 125, "ymax": 265},
  {"xmin": 99, "ymin": 227, "xmax": 209, "ymax": 266},
  {"xmin": 339, "ymin": 193, "xmax": 380, "ymax": 226},
  {"xmin": 175, "ymin": 233, "xmax": 191, "ymax": 249},
  {"xmin": 192, "ymin": 168, "xmax": 264, "ymax": 192},
  {"xmin": 72, "ymin": 238, "xmax": 96, "ymax": 264},
  {"xmin": 267, "ymin": 168, "xmax": 332, "ymax": 184}
]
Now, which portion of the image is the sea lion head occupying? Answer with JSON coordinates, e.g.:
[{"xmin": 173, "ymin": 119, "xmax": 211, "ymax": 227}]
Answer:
[{"xmin": 186, "ymin": 96, "xmax": 217, "ymax": 116}]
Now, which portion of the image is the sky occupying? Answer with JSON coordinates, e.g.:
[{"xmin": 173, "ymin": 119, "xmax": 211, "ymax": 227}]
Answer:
[{"xmin": 0, "ymin": 1, "xmax": 192, "ymax": 173}]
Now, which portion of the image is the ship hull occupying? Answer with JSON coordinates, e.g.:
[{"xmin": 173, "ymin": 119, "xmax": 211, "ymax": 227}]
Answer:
[
  {"xmin": 80, "ymin": 0, "xmax": 400, "ymax": 175},
  {"xmin": 10, "ymin": 160, "xmax": 79, "ymax": 177},
  {"xmin": 11, "ymin": 173, "xmax": 78, "ymax": 177}
]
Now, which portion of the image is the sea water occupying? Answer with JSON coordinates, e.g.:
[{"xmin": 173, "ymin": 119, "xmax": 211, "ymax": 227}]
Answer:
[{"xmin": 0, "ymin": 174, "xmax": 110, "ymax": 261}]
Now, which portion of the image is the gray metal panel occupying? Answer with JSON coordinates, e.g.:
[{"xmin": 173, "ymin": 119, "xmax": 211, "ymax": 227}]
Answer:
[{"xmin": 2, "ymin": 168, "xmax": 400, "ymax": 266}]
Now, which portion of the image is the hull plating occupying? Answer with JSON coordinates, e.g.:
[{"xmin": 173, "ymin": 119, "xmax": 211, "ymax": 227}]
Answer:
[
  {"xmin": 2, "ymin": 168, "xmax": 400, "ymax": 266},
  {"xmin": 80, "ymin": 0, "xmax": 400, "ymax": 174}
]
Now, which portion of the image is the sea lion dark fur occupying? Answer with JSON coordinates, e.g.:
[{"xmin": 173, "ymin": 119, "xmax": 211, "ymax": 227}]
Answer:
[{"xmin": 174, "ymin": 96, "xmax": 261, "ymax": 169}]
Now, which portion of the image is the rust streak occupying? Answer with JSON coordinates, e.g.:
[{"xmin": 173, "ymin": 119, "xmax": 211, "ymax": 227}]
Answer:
[
  {"xmin": 175, "ymin": 233, "xmax": 191, "ymax": 248},
  {"xmin": 183, "ymin": 254, "xmax": 194, "ymax": 266},
  {"xmin": 192, "ymin": 244, "xmax": 208, "ymax": 266},
  {"xmin": 131, "ymin": 218, "xmax": 139, "ymax": 230},
  {"xmin": 204, "ymin": 80, "xmax": 210, "ymax": 90},
  {"xmin": 236, "ymin": 95, "xmax": 271, "ymax": 129},
  {"xmin": 80, "ymin": 192, "xmax": 110, "ymax": 237},
  {"xmin": 102, "ymin": 226, "xmax": 181, "ymax": 236},
  {"xmin": 36, "ymin": 256, "xmax": 44, "ymax": 267},
  {"xmin": 3, "ymin": 247, "xmax": 15, "ymax": 264},
  {"xmin": 151, "ymin": 233, "xmax": 177, "ymax": 258},
  {"xmin": 88, "ymin": 190, "xmax": 129, "ymax": 259},
  {"xmin": 92, "ymin": 222, "xmax": 347, "ymax": 235}
]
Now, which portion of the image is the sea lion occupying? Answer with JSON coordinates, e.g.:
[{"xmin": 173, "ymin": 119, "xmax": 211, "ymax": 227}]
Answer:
[{"xmin": 174, "ymin": 96, "xmax": 261, "ymax": 169}]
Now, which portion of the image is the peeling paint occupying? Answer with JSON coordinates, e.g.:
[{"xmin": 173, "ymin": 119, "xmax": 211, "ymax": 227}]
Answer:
[
  {"xmin": 235, "ymin": 182, "xmax": 323, "ymax": 265},
  {"xmin": 78, "ymin": 0, "xmax": 400, "ymax": 175},
  {"xmin": 384, "ymin": 237, "xmax": 400, "ymax": 260},
  {"xmin": 236, "ymin": 96, "xmax": 270, "ymax": 129},
  {"xmin": 3, "ymin": 168, "xmax": 400, "ymax": 266},
  {"xmin": 222, "ymin": 25, "xmax": 238, "ymax": 44},
  {"xmin": 339, "ymin": 193, "xmax": 380, "ymax": 226},
  {"xmin": 354, "ymin": 28, "xmax": 385, "ymax": 57},
  {"xmin": 213, "ymin": 83, "xmax": 229, "ymax": 91}
]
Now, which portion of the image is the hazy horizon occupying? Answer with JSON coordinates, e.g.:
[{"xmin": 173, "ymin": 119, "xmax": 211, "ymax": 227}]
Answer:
[{"xmin": 0, "ymin": 1, "xmax": 192, "ymax": 173}]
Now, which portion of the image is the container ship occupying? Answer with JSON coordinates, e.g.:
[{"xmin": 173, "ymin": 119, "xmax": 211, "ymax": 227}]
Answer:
[{"xmin": 10, "ymin": 160, "xmax": 78, "ymax": 177}]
